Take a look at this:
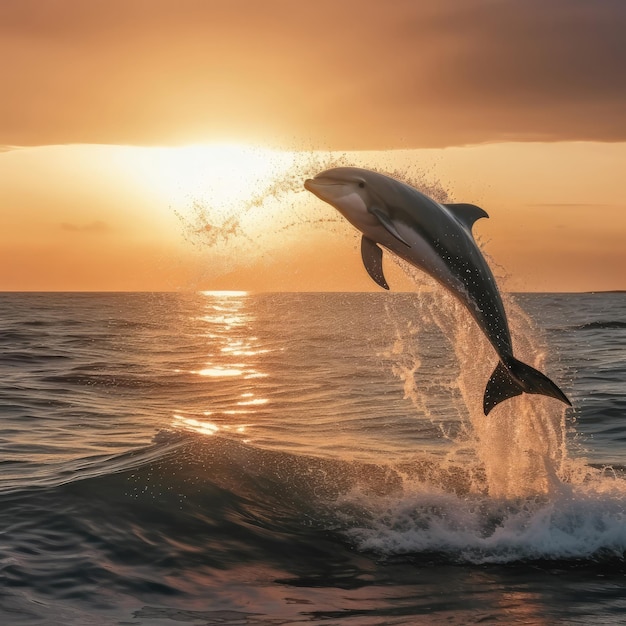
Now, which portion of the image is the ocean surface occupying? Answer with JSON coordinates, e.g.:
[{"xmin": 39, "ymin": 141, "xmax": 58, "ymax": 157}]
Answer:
[{"xmin": 0, "ymin": 290, "xmax": 625, "ymax": 625}]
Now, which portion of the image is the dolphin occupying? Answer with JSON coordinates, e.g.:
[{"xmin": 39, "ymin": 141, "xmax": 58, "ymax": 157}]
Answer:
[{"xmin": 304, "ymin": 167, "xmax": 571, "ymax": 415}]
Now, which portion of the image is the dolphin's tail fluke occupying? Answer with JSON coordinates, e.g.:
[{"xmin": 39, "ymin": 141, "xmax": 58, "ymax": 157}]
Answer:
[{"xmin": 483, "ymin": 358, "xmax": 571, "ymax": 415}]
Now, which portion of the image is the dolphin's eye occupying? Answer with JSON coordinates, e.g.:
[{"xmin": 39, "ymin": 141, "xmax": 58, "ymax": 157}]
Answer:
[{"xmin": 358, "ymin": 182, "xmax": 365, "ymax": 188}]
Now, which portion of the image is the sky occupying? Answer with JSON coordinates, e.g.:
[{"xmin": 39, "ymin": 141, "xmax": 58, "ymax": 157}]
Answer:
[{"xmin": 1, "ymin": 0, "xmax": 625, "ymax": 292}]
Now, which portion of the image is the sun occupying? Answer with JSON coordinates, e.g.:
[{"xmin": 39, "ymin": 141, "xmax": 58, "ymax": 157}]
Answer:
[
  {"xmin": 102, "ymin": 141, "xmax": 306, "ymax": 251},
  {"xmin": 142, "ymin": 142, "xmax": 295, "ymax": 211}
]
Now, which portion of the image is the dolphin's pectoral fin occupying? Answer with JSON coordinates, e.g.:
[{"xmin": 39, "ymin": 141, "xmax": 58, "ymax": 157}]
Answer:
[
  {"xmin": 484, "ymin": 358, "xmax": 572, "ymax": 416},
  {"xmin": 369, "ymin": 207, "xmax": 411, "ymax": 247},
  {"xmin": 444, "ymin": 203, "xmax": 489, "ymax": 232},
  {"xmin": 361, "ymin": 236, "xmax": 389, "ymax": 290}
]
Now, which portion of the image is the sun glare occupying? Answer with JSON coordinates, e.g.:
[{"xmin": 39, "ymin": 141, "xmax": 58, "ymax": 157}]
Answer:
[
  {"xmin": 144, "ymin": 143, "xmax": 294, "ymax": 210},
  {"xmin": 201, "ymin": 290, "xmax": 249, "ymax": 297}
]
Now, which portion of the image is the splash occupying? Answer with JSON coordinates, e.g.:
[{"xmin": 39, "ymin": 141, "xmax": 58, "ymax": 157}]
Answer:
[
  {"xmin": 338, "ymin": 478, "xmax": 626, "ymax": 563},
  {"xmin": 384, "ymin": 277, "xmax": 573, "ymax": 499},
  {"xmin": 340, "ymin": 272, "xmax": 626, "ymax": 565},
  {"xmin": 174, "ymin": 150, "xmax": 352, "ymax": 249},
  {"xmin": 171, "ymin": 149, "xmax": 362, "ymax": 288},
  {"xmin": 347, "ymin": 164, "xmax": 572, "ymax": 498}
]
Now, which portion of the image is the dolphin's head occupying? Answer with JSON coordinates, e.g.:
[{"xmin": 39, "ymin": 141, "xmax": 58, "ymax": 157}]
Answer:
[{"xmin": 304, "ymin": 167, "xmax": 374, "ymax": 220}]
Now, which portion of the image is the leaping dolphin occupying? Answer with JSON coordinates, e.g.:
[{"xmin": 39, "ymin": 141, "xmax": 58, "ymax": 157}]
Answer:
[{"xmin": 304, "ymin": 167, "xmax": 571, "ymax": 415}]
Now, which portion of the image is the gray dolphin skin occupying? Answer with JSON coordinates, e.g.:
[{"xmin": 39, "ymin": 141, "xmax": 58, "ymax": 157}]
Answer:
[{"xmin": 304, "ymin": 167, "xmax": 571, "ymax": 415}]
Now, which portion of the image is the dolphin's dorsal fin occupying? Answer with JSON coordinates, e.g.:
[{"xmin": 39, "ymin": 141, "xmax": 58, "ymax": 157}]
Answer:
[
  {"xmin": 444, "ymin": 203, "xmax": 489, "ymax": 231},
  {"xmin": 369, "ymin": 206, "xmax": 411, "ymax": 247},
  {"xmin": 361, "ymin": 236, "xmax": 389, "ymax": 290}
]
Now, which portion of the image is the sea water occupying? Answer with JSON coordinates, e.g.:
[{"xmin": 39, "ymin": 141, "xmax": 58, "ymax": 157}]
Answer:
[{"xmin": 0, "ymin": 290, "xmax": 625, "ymax": 624}]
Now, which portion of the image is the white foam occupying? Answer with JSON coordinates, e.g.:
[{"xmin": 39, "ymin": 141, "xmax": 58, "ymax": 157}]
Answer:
[{"xmin": 338, "ymin": 473, "xmax": 626, "ymax": 563}]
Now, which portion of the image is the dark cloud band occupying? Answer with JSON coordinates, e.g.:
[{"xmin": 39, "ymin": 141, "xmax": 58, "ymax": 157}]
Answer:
[{"xmin": 1, "ymin": 0, "xmax": 624, "ymax": 148}]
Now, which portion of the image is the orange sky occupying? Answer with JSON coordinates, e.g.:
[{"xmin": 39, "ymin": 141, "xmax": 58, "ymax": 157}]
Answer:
[{"xmin": 1, "ymin": 1, "xmax": 624, "ymax": 292}]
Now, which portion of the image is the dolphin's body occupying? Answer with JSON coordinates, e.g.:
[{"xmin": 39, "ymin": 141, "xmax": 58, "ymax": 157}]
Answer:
[{"xmin": 304, "ymin": 167, "xmax": 570, "ymax": 415}]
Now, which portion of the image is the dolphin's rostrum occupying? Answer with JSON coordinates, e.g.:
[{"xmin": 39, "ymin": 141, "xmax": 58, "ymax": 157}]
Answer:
[{"xmin": 304, "ymin": 167, "xmax": 571, "ymax": 415}]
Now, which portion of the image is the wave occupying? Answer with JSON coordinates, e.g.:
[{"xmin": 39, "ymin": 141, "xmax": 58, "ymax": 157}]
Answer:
[
  {"xmin": 2, "ymin": 431, "xmax": 626, "ymax": 586},
  {"xmin": 40, "ymin": 372, "xmax": 164, "ymax": 388}
]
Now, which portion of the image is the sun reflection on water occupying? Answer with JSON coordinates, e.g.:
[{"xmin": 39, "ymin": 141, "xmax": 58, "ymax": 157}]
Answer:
[
  {"xmin": 237, "ymin": 397, "xmax": 269, "ymax": 406},
  {"xmin": 196, "ymin": 367, "xmax": 244, "ymax": 377},
  {"xmin": 173, "ymin": 414, "xmax": 248, "ymax": 438},
  {"xmin": 173, "ymin": 291, "xmax": 271, "ymax": 440}
]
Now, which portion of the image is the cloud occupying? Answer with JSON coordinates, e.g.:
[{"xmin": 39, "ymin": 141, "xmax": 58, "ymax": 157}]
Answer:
[{"xmin": 1, "ymin": 0, "xmax": 624, "ymax": 149}]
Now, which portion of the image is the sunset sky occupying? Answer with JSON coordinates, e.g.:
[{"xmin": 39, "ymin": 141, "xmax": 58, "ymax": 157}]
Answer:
[{"xmin": 1, "ymin": 0, "xmax": 624, "ymax": 292}]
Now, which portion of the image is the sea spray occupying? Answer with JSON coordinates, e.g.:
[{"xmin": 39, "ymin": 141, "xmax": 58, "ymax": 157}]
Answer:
[
  {"xmin": 380, "ymin": 257, "xmax": 573, "ymax": 499},
  {"xmin": 339, "ymin": 480, "xmax": 626, "ymax": 563},
  {"xmin": 174, "ymin": 151, "xmax": 351, "ymax": 248},
  {"xmin": 171, "ymin": 150, "xmax": 360, "ymax": 289}
]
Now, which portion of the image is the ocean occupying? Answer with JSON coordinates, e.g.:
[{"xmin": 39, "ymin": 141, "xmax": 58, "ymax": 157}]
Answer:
[{"xmin": 0, "ymin": 290, "xmax": 625, "ymax": 625}]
